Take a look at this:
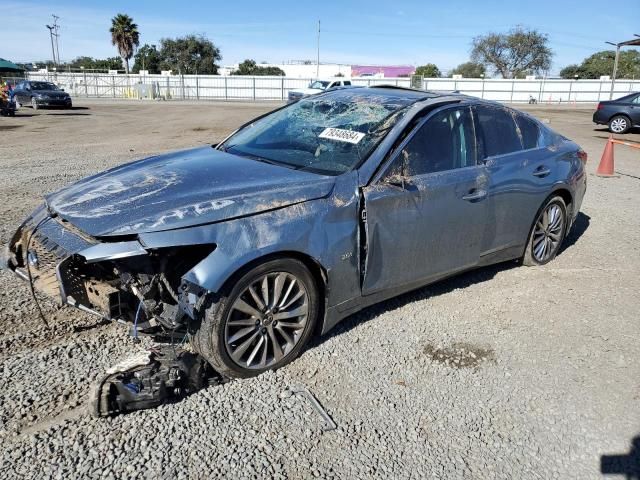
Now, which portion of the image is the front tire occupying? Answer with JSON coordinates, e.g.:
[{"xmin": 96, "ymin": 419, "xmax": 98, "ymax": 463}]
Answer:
[
  {"xmin": 523, "ymin": 196, "xmax": 568, "ymax": 266},
  {"xmin": 608, "ymin": 115, "xmax": 630, "ymax": 134},
  {"xmin": 191, "ymin": 258, "xmax": 319, "ymax": 379}
]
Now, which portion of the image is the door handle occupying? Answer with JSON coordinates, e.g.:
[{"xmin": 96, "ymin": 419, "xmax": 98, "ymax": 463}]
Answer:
[
  {"xmin": 533, "ymin": 166, "xmax": 551, "ymax": 178},
  {"xmin": 462, "ymin": 189, "xmax": 487, "ymax": 202}
]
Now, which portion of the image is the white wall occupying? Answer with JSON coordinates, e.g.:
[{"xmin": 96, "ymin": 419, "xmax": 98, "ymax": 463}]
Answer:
[{"xmin": 27, "ymin": 71, "xmax": 640, "ymax": 103}]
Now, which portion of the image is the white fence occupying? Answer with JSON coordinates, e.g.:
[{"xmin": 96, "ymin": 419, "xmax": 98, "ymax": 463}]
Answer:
[{"xmin": 24, "ymin": 72, "xmax": 640, "ymax": 104}]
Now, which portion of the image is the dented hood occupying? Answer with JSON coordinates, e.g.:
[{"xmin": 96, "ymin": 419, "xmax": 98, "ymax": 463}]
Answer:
[{"xmin": 46, "ymin": 146, "xmax": 335, "ymax": 237}]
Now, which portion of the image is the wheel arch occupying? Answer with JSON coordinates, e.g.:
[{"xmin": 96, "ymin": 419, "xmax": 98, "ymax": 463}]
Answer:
[
  {"xmin": 608, "ymin": 112, "xmax": 632, "ymax": 125},
  {"xmin": 191, "ymin": 249, "xmax": 329, "ymax": 335},
  {"xmin": 551, "ymin": 186, "xmax": 573, "ymax": 217},
  {"xmin": 218, "ymin": 250, "xmax": 327, "ymax": 299},
  {"xmin": 521, "ymin": 188, "xmax": 572, "ymax": 265},
  {"xmin": 524, "ymin": 187, "xmax": 572, "ymax": 248}
]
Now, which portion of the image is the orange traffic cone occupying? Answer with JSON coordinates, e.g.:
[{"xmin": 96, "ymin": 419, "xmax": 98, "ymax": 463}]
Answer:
[{"xmin": 596, "ymin": 136, "xmax": 617, "ymax": 177}]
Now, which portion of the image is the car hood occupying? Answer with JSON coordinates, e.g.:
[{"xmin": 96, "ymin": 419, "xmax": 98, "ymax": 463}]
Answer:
[{"xmin": 46, "ymin": 146, "xmax": 335, "ymax": 237}]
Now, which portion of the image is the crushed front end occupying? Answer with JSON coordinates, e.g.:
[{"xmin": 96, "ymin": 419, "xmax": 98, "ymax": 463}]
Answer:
[
  {"xmin": 5, "ymin": 204, "xmax": 220, "ymax": 415},
  {"xmin": 5, "ymin": 203, "xmax": 212, "ymax": 336}
]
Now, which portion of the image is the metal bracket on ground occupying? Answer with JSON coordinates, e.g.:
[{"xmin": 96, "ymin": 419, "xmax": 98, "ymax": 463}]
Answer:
[{"xmin": 281, "ymin": 385, "xmax": 337, "ymax": 431}]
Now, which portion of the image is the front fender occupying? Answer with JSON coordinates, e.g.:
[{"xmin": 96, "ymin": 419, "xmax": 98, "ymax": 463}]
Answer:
[{"xmin": 137, "ymin": 171, "xmax": 362, "ymax": 310}]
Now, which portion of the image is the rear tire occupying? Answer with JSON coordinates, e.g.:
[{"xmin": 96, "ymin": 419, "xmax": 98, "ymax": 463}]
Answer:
[
  {"xmin": 191, "ymin": 258, "xmax": 319, "ymax": 379},
  {"xmin": 608, "ymin": 115, "xmax": 630, "ymax": 134},
  {"xmin": 523, "ymin": 196, "xmax": 568, "ymax": 266}
]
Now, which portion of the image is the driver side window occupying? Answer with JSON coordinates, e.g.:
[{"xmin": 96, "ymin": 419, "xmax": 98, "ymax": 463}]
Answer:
[{"xmin": 399, "ymin": 107, "xmax": 477, "ymax": 176}]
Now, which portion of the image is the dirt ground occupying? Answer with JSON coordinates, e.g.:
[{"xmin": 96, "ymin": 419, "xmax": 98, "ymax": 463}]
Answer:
[{"xmin": 0, "ymin": 99, "xmax": 639, "ymax": 479}]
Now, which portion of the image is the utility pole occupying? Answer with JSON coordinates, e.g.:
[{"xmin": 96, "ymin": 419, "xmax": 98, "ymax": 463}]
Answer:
[
  {"xmin": 46, "ymin": 15, "xmax": 61, "ymax": 67},
  {"xmin": 605, "ymin": 41, "xmax": 620, "ymax": 100},
  {"xmin": 316, "ymin": 20, "xmax": 320, "ymax": 79},
  {"xmin": 46, "ymin": 24, "xmax": 57, "ymax": 67},
  {"xmin": 52, "ymin": 15, "xmax": 61, "ymax": 65}
]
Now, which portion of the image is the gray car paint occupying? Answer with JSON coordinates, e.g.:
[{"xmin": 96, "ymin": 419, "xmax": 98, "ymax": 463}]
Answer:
[
  {"xmin": 46, "ymin": 146, "xmax": 335, "ymax": 236},
  {"xmin": 8, "ymin": 90, "xmax": 587, "ymax": 336}
]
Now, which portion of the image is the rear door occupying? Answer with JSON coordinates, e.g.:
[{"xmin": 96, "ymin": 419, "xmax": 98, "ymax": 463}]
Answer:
[
  {"xmin": 474, "ymin": 105, "xmax": 556, "ymax": 255},
  {"xmin": 630, "ymin": 94, "xmax": 640, "ymax": 124},
  {"xmin": 361, "ymin": 105, "xmax": 488, "ymax": 295}
]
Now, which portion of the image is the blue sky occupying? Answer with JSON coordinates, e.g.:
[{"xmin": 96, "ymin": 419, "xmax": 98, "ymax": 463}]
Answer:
[{"xmin": 2, "ymin": 0, "xmax": 638, "ymax": 74}]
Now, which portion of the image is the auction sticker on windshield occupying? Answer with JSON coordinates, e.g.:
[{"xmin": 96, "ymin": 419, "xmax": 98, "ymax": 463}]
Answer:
[{"xmin": 319, "ymin": 127, "xmax": 365, "ymax": 144}]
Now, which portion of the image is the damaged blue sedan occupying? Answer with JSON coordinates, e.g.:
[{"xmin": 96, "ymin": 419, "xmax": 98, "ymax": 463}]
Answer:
[{"xmin": 6, "ymin": 87, "xmax": 587, "ymax": 380}]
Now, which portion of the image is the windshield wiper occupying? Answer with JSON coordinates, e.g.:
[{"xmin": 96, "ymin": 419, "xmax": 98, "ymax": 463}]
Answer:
[{"xmin": 224, "ymin": 146, "xmax": 299, "ymax": 169}]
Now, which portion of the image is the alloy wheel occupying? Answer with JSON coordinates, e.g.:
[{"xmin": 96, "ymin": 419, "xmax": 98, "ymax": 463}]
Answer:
[
  {"xmin": 532, "ymin": 203, "xmax": 565, "ymax": 263},
  {"xmin": 225, "ymin": 272, "xmax": 309, "ymax": 369},
  {"xmin": 610, "ymin": 117, "xmax": 627, "ymax": 133}
]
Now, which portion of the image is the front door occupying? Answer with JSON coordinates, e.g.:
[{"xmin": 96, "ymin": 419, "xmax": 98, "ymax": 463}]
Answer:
[{"xmin": 362, "ymin": 106, "xmax": 488, "ymax": 295}]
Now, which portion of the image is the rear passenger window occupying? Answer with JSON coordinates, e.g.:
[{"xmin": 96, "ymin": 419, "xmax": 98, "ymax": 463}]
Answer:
[
  {"xmin": 343, "ymin": 81, "xmax": 351, "ymax": 86},
  {"xmin": 515, "ymin": 114, "xmax": 540, "ymax": 149},
  {"xmin": 474, "ymin": 105, "xmax": 522, "ymax": 158}
]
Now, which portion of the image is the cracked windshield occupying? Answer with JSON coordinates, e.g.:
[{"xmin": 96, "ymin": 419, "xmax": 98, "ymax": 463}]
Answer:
[{"xmin": 220, "ymin": 90, "xmax": 413, "ymax": 175}]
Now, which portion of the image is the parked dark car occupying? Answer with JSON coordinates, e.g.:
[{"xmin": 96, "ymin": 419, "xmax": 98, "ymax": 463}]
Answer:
[
  {"xmin": 6, "ymin": 87, "xmax": 587, "ymax": 379},
  {"xmin": 593, "ymin": 92, "xmax": 640, "ymax": 133},
  {"xmin": 13, "ymin": 80, "xmax": 72, "ymax": 109}
]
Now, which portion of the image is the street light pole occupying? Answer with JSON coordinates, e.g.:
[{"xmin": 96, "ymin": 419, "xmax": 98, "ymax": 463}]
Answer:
[
  {"xmin": 316, "ymin": 20, "xmax": 320, "ymax": 79},
  {"xmin": 605, "ymin": 41, "xmax": 620, "ymax": 100}
]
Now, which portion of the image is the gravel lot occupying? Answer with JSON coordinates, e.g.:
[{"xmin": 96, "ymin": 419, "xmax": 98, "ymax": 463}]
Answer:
[{"xmin": 1, "ymin": 99, "xmax": 639, "ymax": 479}]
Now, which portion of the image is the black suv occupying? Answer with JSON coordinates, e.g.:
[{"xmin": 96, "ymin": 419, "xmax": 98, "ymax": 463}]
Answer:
[
  {"xmin": 13, "ymin": 80, "xmax": 72, "ymax": 110},
  {"xmin": 593, "ymin": 92, "xmax": 640, "ymax": 134}
]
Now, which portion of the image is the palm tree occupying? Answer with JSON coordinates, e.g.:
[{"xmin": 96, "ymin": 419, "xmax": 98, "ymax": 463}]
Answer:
[{"xmin": 110, "ymin": 14, "xmax": 140, "ymax": 74}]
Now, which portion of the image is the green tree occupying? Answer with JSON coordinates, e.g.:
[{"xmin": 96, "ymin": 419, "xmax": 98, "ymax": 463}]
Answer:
[
  {"xmin": 415, "ymin": 64, "xmax": 441, "ymax": 78},
  {"xmin": 232, "ymin": 59, "xmax": 285, "ymax": 76},
  {"xmin": 560, "ymin": 50, "xmax": 640, "ymax": 79},
  {"xmin": 110, "ymin": 14, "xmax": 140, "ymax": 74},
  {"xmin": 132, "ymin": 44, "xmax": 162, "ymax": 74},
  {"xmin": 558, "ymin": 64, "xmax": 583, "ymax": 79},
  {"xmin": 449, "ymin": 61, "xmax": 486, "ymax": 78},
  {"xmin": 67, "ymin": 56, "xmax": 122, "ymax": 71},
  {"xmin": 67, "ymin": 56, "xmax": 96, "ymax": 69},
  {"xmin": 159, "ymin": 35, "xmax": 222, "ymax": 74},
  {"xmin": 471, "ymin": 27, "xmax": 552, "ymax": 78}
]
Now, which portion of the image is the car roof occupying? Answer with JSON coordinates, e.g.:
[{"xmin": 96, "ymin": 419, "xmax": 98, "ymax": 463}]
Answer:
[
  {"xmin": 311, "ymin": 85, "xmax": 536, "ymax": 119},
  {"xmin": 312, "ymin": 85, "xmax": 443, "ymax": 110}
]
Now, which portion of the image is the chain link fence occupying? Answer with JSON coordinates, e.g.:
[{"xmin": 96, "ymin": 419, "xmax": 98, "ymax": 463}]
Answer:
[{"xmin": 18, "ymin": 71, "xmax": 640, "ymax": 103}]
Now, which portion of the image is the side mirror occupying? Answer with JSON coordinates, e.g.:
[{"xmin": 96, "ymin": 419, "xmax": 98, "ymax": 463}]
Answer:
[{"xmin": 60, "ymin": 88, "xmax": 65, "ymax": 92}]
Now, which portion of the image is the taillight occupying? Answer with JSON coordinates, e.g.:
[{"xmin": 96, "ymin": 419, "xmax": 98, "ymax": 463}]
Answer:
[
  {"xmin": 577, "ymin": 149, "xmax": 588, "ymax": 163},
  {"xmin": 597, "ymin": 103, "xmax": 604, "ymax": 110}
]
